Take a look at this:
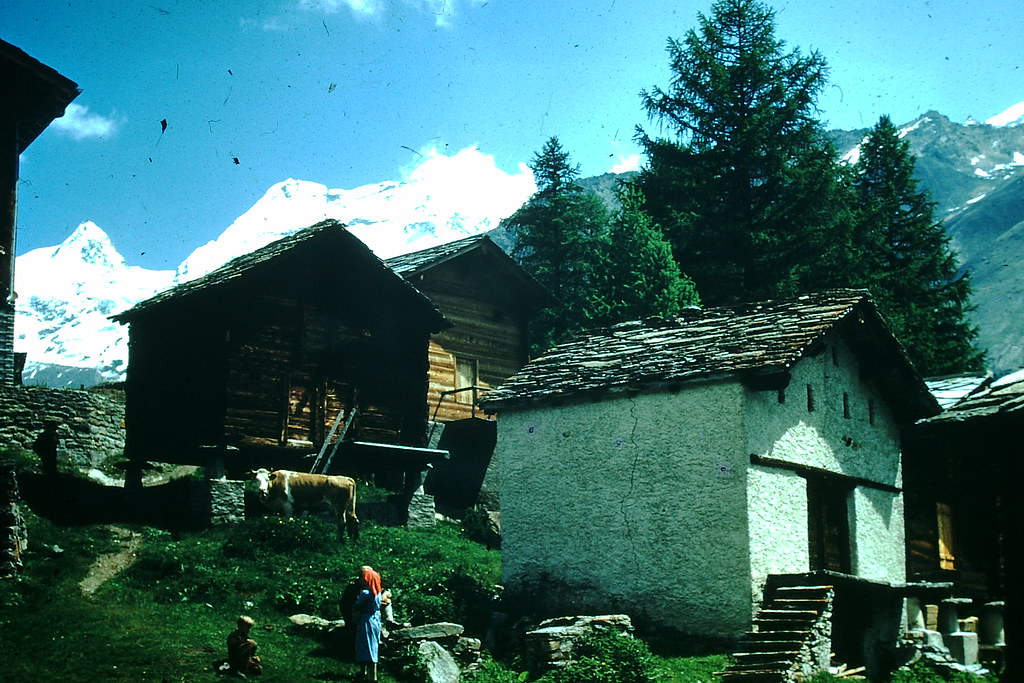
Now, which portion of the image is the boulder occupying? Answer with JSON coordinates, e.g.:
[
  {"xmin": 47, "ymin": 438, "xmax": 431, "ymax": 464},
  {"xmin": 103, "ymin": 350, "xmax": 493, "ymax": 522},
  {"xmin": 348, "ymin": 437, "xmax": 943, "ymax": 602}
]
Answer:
[
  {"xmin": 288, "ymin": 613, "xmax": 345, "ymax": 632},
  {"xmin": 390, "ymin": 622, "xmax": 464, "ymax": 643},
  {"xmin": 417, "ymin": 640, "xmax": 461, "ymax": 683}
]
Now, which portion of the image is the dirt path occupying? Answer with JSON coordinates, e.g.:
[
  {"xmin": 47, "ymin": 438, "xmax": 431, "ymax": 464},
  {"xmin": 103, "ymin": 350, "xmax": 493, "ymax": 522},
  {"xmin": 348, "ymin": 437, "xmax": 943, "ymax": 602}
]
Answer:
[{"xmin": 79, "ymin": 525, "xmax": 144, "ymax": 596}]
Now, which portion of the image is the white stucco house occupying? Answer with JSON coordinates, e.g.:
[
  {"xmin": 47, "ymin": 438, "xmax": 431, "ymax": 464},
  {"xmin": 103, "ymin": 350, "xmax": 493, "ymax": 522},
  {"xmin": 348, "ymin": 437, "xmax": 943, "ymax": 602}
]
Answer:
[{"xmin": 480, "ymin": 289, "xmax": 940, "ymax": 643}]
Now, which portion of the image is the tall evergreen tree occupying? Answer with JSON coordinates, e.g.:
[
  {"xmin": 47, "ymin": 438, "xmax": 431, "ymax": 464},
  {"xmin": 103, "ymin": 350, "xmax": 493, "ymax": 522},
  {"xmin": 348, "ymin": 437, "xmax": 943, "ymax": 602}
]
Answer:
[
  {"xmin": 851, "ymin": 115, "xmax": 983, "ymax": 376},
  {"xmin": 598, "ymin": 184, "xmax": 700, "ymax": 325},
  {"xmin": 634, "ymin": 0, "xmax": 852, "ymax": 305},
  {"xmin": 504, "ymin": 137, "xmax": 611, "ymax": 353}
]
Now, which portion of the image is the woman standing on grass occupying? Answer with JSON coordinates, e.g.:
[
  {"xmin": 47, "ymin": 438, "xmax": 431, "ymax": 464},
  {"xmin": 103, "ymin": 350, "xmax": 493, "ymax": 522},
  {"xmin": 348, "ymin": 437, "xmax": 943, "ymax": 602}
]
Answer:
[{"xmin": 354, "ymin": 565, "xmax": 382, "ymax": 682}]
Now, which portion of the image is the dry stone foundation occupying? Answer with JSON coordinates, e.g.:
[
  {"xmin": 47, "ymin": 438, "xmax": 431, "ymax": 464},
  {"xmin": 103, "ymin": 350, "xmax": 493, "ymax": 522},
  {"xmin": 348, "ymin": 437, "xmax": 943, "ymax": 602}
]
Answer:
[
  {"xmin": 0, "ymin": 385, "xmax": 125, "ymax": 467},
  {"xmin": 0, "ymin": 462, "xmax": 27, "ymax": 577}
]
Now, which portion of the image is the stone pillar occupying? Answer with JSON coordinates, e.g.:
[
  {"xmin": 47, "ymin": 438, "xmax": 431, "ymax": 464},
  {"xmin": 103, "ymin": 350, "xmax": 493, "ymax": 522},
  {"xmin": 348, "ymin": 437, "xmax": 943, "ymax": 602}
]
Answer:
[
  {"xmin": 906, "ymin": 597, "xmax": 926, "ymax": 630},
  {"xmin": 938, "ymin": 598, "xmax": 972, "ymax": 634},
  {"xmin": 208, "ymin": 479, "xmax": 245, "ymax": 526},
  {"xmin": 979, "ymin": 601, "xmax": 1006, "ymax": 647}
]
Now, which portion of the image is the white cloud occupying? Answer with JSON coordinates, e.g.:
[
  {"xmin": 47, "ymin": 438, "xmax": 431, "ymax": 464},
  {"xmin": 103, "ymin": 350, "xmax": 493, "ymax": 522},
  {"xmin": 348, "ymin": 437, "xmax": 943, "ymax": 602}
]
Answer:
[
  {"xmin": 609, "ymin": 154, "xmax": 641, "ymax": 174},
  {"xmin": 398, "ymin": 143, "xmax": 535, "ymax": 219},
  {"xmin": 299, "ymin": 0, "xmax": 486, "ymax": 26},
  {"xmin": 300, "ymin": 0, "xmax": 382, "ymax": 17},
  {"xmin": 50, "ymin": 104, "xmax": 118, "ymax": 140}
]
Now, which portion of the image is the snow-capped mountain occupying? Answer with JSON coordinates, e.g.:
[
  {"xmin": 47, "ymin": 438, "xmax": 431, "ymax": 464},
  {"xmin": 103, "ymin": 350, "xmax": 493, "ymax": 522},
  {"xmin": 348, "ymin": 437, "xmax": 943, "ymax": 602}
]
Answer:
[
  {"xmin": 175, "ymin": 147, "xmax": 535, "ymax": 284},
  {"xmin": 14, "ymin": 147, "xmax": 536, "ymax": 386},
  {"xmin": 15, "ymin": 222, "xmax": 175, "ymax": 385}
]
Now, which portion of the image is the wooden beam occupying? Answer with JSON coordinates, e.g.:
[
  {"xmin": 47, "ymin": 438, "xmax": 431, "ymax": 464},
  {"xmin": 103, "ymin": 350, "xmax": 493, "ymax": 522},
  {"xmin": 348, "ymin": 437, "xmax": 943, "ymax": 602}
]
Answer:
[{"xmin": 750, "ymin": 453, "xmax": 902, "ymax": 494}]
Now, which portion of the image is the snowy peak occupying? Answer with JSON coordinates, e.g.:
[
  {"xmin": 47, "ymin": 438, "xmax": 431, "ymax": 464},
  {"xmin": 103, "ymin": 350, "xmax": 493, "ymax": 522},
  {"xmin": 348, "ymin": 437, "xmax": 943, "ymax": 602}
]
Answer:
[
  {"xmin": 51, "ymin": 221, "xmax": 125, "ymax": 271},
  {"xmin": 175, "ymin": 147, "xmax": 535, "ymax": 283},
  {"xmin": 985, "ymin": 101, "xmax": 1024, "ymax": 127}
]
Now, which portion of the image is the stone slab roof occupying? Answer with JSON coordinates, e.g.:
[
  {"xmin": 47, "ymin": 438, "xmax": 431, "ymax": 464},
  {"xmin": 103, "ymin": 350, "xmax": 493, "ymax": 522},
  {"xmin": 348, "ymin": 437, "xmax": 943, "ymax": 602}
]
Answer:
[
  {"xmin": 925, "ymin": 374, "xmax": 992, "ymax": 409},
  {"xmin": 385, "ymin": 234, "xmax": 488, "ymax": 276},
  {"xmin": 482, "ymin": 289, "xmax": 938, "ymax": 421},
  {"xmin": 384, "ymin": 232, "xmax": 553, "ymax": 307},
  {"xmin": 1, "ymin": 39, "xmax": 80, "ymax": 153},
  {"xmin": 921, "ymin": 368, "xmax": 1024, "ymax": 424},
  {"xmin": 112, "ymin": 219, "xmax": 445, "ymax": 327}
]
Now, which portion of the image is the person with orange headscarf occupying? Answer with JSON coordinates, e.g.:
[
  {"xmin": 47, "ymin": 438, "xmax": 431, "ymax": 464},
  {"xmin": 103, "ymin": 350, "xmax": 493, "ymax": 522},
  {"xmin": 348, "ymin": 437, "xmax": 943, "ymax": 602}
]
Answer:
[{"xmin": 353, "ymin": 565, "xmax": 382, "ymax": 681}]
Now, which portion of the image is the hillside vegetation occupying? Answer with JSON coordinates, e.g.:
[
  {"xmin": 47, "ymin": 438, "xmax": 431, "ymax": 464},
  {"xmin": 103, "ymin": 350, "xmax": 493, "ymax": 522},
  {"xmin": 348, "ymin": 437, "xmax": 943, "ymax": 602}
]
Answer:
[{"xmin": 0, "ymin": 503, "xmax": 737, "ymax": 682}]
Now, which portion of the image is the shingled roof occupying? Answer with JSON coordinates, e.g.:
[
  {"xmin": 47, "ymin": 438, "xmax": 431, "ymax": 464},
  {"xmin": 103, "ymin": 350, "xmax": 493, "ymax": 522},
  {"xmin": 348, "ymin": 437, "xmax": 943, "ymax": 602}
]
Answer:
[
  {"xmin": 385, "ymin": 232, "xmax": 552, "ymax": 305},
  {"xmin": 385, "ymin": 233, "xmax": 489, "ymax": 276},
  {"xmin": 112, "ymin": 219, "xmax": 446, "ymax": 327},
  {"xmin": 1, "ymin": 39, "xmax": 80, "ymax": 153},
  {"xmin": 481, "ymin": 289, "xmax": 939, "ymax": 422},
  {"xmin": 920, "ymin": 369, "xmax": 1024, "ymax": 425}
]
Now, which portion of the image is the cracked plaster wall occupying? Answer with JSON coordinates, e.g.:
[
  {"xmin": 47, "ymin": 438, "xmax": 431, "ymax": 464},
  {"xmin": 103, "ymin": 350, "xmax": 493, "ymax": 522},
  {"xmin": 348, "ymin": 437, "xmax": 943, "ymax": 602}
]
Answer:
[
  {"xmin": 495, "ymin": 381, "xmax": 753, "ymax": 637},
  {"xmin": 494, "ymin": 333, "xmax": 908, "ymax": 637}
]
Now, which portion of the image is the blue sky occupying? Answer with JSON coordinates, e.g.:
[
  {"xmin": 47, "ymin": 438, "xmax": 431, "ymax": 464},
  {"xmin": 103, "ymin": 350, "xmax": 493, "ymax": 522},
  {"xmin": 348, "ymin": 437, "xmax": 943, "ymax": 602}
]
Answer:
[{"xmin": 5, "ymin": 0, "xmax": 1023, "ymax": 270}]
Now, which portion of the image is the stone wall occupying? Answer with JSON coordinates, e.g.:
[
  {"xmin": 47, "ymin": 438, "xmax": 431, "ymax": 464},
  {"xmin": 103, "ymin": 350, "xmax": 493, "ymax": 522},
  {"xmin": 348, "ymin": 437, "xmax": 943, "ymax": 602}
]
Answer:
[
  {"xmin": 0, "ymin": 462, "xmax": 26, "ymax": 577},
  {"xmin": 0, "ymin": 385, "xmax": 125, "ymax": 467},
  {"xmin": 0, "ymin": 307, "xmax": 13, "ymax": 387}
]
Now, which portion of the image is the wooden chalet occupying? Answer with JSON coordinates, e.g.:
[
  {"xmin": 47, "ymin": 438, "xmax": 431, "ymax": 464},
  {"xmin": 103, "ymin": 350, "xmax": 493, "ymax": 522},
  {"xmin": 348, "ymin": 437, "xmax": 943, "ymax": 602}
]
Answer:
[
  {"xmin": 904, "ymin": 371, "xmax": 1023, "ymax": 673},
  {"xmin": 0, "ymin": 40, "xmax": 79, "ymax": 385},
  {"xmin": 112, "ymin": 220, "xmax": 449, "ymax": 477},
  {"xmin": 385, "ymin": 233, "xmax": 551, "ymax": 423}
]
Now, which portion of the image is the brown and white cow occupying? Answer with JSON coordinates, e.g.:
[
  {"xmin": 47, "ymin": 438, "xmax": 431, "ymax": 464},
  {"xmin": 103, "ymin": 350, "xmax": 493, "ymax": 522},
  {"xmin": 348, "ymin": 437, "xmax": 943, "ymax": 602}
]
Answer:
[{"xmin": 253, "ymin": 469, "xmax": 360, "ymax": 541}]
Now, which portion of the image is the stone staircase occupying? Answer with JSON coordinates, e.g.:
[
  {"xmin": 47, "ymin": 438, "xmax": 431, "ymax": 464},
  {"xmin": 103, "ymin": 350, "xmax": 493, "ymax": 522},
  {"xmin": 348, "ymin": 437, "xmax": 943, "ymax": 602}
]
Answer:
[{"xmin": 720, "ymin": 584, "xmax": 834, "ymax": 682}]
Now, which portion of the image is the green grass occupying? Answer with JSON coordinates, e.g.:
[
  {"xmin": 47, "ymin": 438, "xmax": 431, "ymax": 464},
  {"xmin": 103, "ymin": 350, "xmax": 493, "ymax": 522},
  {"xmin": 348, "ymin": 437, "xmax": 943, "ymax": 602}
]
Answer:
[
  {"xmin": 1, "ymin": 509, "xmax": 503, "ymax": 682},
  {"xmin": 1, "ymin": 508, "xmax": 731, "ymax": 682}
]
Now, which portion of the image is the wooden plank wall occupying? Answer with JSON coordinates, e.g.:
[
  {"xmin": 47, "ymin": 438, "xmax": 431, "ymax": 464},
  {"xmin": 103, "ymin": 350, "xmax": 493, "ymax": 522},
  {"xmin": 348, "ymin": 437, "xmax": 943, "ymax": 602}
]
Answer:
[{"xmin": 420, "ymin": 285, "xmax": 530, "ymax": 423}]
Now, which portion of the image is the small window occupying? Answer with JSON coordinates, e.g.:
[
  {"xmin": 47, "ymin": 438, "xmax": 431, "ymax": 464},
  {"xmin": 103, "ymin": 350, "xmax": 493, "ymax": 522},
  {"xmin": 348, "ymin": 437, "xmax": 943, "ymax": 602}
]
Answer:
[
  {"xmin": 455, "ymin": 356, "xmax": 479, "ymax": 405},
  {"xmin": 937, "ymin": 502, "xmax": 956, "ymax": 570},
  {"xmin": 806, "ymin": 384, "xmax": 815, "ymax": 412},
  {"xmin": 777, "ymin": 388, "xmax": 785, "ymax": 404},
  {"xmin": 843, "ymin": 392, "xmax": 851, "ymax": 419}
]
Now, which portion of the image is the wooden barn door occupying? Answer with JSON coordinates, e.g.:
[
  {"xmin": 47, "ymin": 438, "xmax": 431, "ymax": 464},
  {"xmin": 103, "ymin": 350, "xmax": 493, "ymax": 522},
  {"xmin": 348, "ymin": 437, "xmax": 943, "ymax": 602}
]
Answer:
[{"xmin": 807, "ymin": 475, "xmax": 852, "ymax": 574}]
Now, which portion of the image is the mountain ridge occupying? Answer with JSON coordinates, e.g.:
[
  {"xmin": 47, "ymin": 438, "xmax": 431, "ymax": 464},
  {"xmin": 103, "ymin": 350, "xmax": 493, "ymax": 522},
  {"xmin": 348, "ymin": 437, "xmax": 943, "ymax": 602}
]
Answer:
[{"xmin": 15, "ymin": 107, "xmax": 1024, "ymax": 386}]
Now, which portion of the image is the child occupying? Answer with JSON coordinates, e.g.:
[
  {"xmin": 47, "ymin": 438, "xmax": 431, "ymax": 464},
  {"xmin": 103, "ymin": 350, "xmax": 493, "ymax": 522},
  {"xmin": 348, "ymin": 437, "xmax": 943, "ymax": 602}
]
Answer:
[{"xmin": 225, "ymin": 615, "xmax": 262, "ymax": 677}]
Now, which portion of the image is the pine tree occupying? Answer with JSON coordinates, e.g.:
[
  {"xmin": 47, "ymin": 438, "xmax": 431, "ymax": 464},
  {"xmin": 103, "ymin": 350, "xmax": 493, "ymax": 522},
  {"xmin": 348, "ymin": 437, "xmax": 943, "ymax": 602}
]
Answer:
[
  {"xmin": 599, "ymin": 184, "xmax": 700, "ymax": 325},
  {"xmin": 634, "ymin": 0, "xmax": 851, "ymax": 305},
  {"xmin": 504, "ymin": 137, "xmax": 611, "ymax": 353},
  {"xmin": 851, "ymin": 115, "xmax": 984, "ymax": 376}
]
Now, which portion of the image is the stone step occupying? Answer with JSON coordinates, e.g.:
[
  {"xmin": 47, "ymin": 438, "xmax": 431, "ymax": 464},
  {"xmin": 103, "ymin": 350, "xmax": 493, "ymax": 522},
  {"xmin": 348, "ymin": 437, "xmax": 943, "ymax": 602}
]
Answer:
[
  {"xmin": 736, "ymin": 639, "xmax": 803, "ymax": 653},
  {"xmin": 773, "ymin": 584, "xmax": 833, "ymax": 594},
  {"xmin": 733, "ymin": 651, "xmax": 799, "ymax": 665},
  {"xmin": 767, "ymin": 598, "xmax": 829, "ymax": 611},
  {"xmin": 758, "ymin": 609, "xmax": 819, "ymax": 620},
  {"xmin": 744, "ymin": 629, "xmax": 811, "ymax": 641},
  {"xmin": 723, "ymin": 661, "xmax": 792, "ymax": 674},
  {"xmin": 719, "ymin": 672, "xmax": 790, "ymax": 682}
]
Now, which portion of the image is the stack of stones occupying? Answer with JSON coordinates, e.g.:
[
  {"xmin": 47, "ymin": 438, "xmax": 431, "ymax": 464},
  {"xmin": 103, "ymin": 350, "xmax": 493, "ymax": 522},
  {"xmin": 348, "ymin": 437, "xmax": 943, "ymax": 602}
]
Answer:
[
  {"xmin": 523, "ymin": 614, "xmax": 635, "ymax": 675},
  {"xmin": 0, "ymin": 462, "xmax": 27, "ymax": 577}
]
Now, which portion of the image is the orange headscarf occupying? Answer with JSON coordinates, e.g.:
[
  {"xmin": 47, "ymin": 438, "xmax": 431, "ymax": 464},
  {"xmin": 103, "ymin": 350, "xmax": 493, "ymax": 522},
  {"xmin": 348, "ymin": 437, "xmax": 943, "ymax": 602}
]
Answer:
[{"xmin": 360, "ymin": 565, "xmax": 382, "ymax": 596}]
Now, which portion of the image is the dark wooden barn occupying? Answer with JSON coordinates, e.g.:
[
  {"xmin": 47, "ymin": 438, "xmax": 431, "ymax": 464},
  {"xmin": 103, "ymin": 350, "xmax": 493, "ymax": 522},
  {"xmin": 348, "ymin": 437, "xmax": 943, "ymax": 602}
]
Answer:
[
  {"xmin": 0, "ymin": 40, "xmax": 79, "ymax": 385},
  {"xmin": 903, "ymin": 372, "xmax": 1023, "ymax": 673},
  {"xmin": 112, "ymin": 220, "xmax": 449, "ymax": 479}
]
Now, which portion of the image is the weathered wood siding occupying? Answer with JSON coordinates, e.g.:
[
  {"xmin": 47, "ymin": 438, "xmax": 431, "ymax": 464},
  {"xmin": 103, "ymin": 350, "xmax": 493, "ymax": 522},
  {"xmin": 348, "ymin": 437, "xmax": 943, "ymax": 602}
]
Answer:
[
  {"xmin": 412, "ymin": 259, "xmax": 532, "ymax": 423},
  {"xmin": 120, "ymin": 224, "xmax": 441, "ymax": 465}
]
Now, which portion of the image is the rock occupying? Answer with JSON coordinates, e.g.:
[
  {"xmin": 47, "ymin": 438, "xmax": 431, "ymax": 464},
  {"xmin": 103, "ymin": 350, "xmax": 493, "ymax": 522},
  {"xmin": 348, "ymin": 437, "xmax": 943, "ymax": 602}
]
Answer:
[
  {"xmin": 524, "ymin": 614, "xmax": 634, "ymax": 675},
  {"xmin": 451, "ymin": 637, "xmax": 482, "ymax": 666},
  {"xmin": 288, "ymin": 613, "xmax": 345, "ymax": 632},
  {"xmin": 390, "ymin": 622, "xmax": 464, "ymax": 643},
  {"xmin": 417, "ymin": 640, "xmax": 461, "ymax": 683}
]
